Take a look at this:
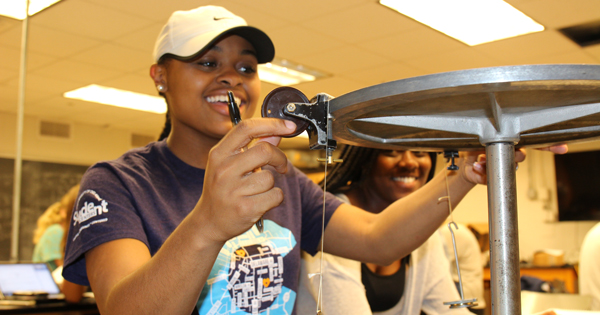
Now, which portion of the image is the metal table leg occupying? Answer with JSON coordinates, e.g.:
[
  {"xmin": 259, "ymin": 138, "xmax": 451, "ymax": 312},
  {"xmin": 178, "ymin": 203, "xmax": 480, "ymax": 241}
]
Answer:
[{"xmin": 486, "ymin": 142, "xmax": 522, "ymax": 315}]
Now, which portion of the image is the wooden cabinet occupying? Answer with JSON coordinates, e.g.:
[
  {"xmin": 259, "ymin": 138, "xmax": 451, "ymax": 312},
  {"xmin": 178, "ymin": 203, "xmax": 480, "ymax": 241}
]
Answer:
[{"xmin": 484, "ymin": 266, "xmax": 578, "ymax": 293}]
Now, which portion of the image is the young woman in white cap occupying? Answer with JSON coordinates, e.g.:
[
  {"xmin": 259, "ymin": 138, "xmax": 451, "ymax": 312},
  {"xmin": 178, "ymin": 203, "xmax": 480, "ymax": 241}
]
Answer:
[{"xmin": 62, "ymin": 5, "xmax": 566, "ymax": 315}]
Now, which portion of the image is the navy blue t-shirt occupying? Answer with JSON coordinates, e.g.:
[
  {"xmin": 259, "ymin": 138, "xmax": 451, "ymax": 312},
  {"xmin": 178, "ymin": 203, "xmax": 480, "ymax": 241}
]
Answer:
[{"xmin": 63, "ymin": 140, "xmax": 341, "ymax": 315}]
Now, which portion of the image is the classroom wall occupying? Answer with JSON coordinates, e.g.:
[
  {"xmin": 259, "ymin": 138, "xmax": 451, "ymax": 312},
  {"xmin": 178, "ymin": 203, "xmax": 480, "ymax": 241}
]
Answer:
[
  {"xmin": 0, "ymin": 111, "xmax": 146, "ymax": 166},
  {"xmin": 449, "ymin": 145, "xmax": 600, "ymax": 264},
  {"xmin": 1, "ymin": 110, "xmax": 598, "ymax": 264},
  {"xmin": 0, "ymin": 110, "xmax": 153, "ymax": 261},
  {"xmin": 0, "ymin": 158, "xmax": 87, "ymax": 261}
]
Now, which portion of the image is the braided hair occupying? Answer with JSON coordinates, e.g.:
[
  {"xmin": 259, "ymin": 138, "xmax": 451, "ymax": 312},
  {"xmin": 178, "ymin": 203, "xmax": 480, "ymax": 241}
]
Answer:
[
  {"xmin": 320, "ymin": 145, "xmax": 437, "ymax": 194},
  {"xmin": 156, "ymin": 56, "xmax": 171, "ymax": 141},
  {"xmin": 319, "ymin": 145, "xmax": 379, "ymax": 193},
  {"xmin": 158, "ymin": 110, "xmax": 171, "ymax": 141}
]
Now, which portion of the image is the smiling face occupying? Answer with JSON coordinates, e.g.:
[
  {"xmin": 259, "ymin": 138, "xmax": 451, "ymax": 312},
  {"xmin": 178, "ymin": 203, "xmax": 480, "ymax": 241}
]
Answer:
[
  {"xmin": 152, "ymin": 34, "xmax": 261, "ymax": 145},
  {"xmin": 365, "ymin": 150, "xmax": 432, "ymax": 205}
]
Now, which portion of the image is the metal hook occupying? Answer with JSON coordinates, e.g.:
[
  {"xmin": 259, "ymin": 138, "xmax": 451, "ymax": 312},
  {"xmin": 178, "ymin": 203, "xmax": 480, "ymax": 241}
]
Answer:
[{"xmin": 443, "ymin": 222, "xmax": 478, "ymax": 309}]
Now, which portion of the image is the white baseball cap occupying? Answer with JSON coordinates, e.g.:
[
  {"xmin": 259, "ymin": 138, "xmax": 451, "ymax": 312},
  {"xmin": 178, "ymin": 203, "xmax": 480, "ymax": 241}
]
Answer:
[{"xmin": 153, "ymin": 6, "xmax": 275, "ymax": 63}]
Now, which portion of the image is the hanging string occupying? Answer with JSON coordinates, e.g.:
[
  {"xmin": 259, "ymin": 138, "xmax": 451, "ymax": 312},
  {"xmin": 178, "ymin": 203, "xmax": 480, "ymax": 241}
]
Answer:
[
  {"xmin": 439, "ymin": 167, "xmax": 455, "ymax": 221},
  {"xmin": 308, "ymin": 148, "xmax": 333, "ymax": 315},
  {"xmin": 440, "ymin": 167, "xmax": 478, "ymax": 309},
  {"xmin": 315, "ymin": 156, "xmax": 329, "ymax": 315}
]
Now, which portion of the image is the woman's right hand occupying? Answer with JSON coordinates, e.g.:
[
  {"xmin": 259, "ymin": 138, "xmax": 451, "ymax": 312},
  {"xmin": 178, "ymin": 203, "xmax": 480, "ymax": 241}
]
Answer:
[
  {"xmin": 196, "ymin": 118, "xmax": 297, "ymax": 242},
  {"xmin": 457, "ymin": 144, "xmax": 568, "ymax": 186}
]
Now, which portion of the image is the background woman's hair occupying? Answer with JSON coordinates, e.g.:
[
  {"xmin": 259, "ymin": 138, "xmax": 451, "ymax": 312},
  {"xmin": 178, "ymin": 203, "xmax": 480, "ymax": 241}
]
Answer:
[
  {"xmin": 60, "ymin": 184, "xmax": 80, "ymax": 252},
  {"xmin": 33, "ymin": 202, "xmax": 64, "ymax": 244},
  {"xmin": 320, "ymin": 145, "xmax": 437, "ymax": 194},
  {"xmin": 319, "ymin": 145, "xmax": 379, "ymax": 194}
]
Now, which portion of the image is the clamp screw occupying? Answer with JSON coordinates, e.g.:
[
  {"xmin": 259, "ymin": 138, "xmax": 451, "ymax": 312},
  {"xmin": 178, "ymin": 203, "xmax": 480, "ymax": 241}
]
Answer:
[
  {"xmin": 444, "ymin": 151, "xmax": 460, "ymax": 171},
  {"xmin": 317, "ymin": 156, "xmax": 343, "ymax": 164},
  {"xmin": 286, "ymin": 103, "xmax": 296, "ymax": 112}
]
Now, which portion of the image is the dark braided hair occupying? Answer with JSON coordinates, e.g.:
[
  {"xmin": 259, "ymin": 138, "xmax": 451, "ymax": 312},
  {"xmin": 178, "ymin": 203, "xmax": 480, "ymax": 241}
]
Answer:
[
  {"xmin": 320, "ymin": 145, "xmax": 437, "ymax": 194},
  {"xmin": 158, "ymin": 110, "xmax": 171, "ymax": 141},
  {"xmin": 319, "ymin": 145, "xmax": 380, "ymax": 193},
  {"xmin": 156, "ymin": 57, "xmax": 171, "ymax": 141}
]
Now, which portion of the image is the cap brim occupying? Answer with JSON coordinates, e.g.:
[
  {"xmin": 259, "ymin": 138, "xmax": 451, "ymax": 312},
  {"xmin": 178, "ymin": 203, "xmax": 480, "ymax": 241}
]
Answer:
[{"xmin": 165, "ymin": 26, "xmax": 275, "ymax": 64}]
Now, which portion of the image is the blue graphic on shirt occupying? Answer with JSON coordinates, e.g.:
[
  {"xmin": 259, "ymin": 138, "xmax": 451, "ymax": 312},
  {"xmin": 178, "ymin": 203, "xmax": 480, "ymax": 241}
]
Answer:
[{"xmin": 197, "ymin": 220, "xmax": 297, "ymax": 314}]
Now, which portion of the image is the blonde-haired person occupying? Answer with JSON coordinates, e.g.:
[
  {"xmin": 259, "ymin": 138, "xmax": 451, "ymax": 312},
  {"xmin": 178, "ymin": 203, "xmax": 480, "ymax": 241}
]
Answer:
[
  {"xmin": 58, "ymin": 184, "xmax": 79, "ymax": 254},
  {"xmin": 51, "ymin": 184, "xmax": 88, "ymax": 303},
  {"xmin": 33, "ymin": 201, "xmax": 67, "ymax": 271}
]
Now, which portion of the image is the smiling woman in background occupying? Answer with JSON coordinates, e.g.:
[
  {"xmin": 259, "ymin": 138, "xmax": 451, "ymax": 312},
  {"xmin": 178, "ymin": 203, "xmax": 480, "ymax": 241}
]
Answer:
[{"xmin": 297, "ymin": 145, "xmax": 475, "ymax": 315}]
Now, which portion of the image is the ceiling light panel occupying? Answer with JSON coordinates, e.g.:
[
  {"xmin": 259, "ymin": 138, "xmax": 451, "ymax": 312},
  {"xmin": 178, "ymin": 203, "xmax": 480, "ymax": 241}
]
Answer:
[
  {"xmin": 258, "ymin": 58, "xmax": 327, "ymax": 86},
  {"xmin": 0, "ymin": 0, "xmax": 62, "ymax": 20},
  {"xmin": 380, "ymin": 0, "xmax": 545, "ymax": 46},
  {"xmin": 64, "ymin": 85, "xmax": 167, "ymax": 114}
]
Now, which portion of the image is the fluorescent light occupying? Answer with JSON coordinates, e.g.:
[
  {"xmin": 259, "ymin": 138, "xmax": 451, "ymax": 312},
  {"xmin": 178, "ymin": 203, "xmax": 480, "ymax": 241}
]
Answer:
[
  {"xmin": 0, "ymin": 0, "xmax": 62, "ymax": 20},
  {"xmin": 63, "ymin": 59, "xmax": 324, "ymax": 113},
  {"xmin": 258, "ymin": 58, "xmax": 327, "ymax": 86},
  {"xmin": 379, "ymin": 0, "xmax": 545, "ymax": 46},
  {"xmin": 64, "ymin": 85, "xmax": 167, "ymax": 114}
]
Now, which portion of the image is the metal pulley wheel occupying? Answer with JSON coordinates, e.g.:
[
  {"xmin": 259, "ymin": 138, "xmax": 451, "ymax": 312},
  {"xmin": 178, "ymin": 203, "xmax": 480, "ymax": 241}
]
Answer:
[{"xmin": 261, "ymin": 86, "xmax": 310, "ymax": 137}]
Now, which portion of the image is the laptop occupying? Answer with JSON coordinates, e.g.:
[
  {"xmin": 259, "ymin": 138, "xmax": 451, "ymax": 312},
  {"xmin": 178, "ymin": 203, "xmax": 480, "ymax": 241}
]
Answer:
[{"xmin": 0, "ymin": 262, "xmax": 64, "ymax": 303}]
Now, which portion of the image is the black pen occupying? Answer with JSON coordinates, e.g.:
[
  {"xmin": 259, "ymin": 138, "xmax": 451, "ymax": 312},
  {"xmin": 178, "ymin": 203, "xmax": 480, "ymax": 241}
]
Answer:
[
  {"xmin": 227, "ymin": 91, "xmax": 241, "ymax": 126},
  {"xmin": 227, "ymin": 91, "xmax": 264, "ymax": 233}
]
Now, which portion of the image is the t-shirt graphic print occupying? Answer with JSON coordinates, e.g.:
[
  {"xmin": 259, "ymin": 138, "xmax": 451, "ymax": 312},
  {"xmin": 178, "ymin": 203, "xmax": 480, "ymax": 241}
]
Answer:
[{"xmin": 196, "ymin": 220, "xmax": 297, "ymax": 314}]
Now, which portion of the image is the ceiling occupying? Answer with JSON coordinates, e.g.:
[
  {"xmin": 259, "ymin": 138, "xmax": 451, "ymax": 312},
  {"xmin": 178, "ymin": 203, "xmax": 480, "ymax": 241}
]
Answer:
[{"xmin": 1, "ymin": 0, "xmax": 600, "ymax": 140}]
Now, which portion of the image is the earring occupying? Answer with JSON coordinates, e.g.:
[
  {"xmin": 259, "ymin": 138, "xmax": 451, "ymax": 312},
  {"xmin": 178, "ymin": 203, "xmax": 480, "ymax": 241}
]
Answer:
[{"xmin": 157, "ymin": 85, "xmax": 164, "ymax": 92}]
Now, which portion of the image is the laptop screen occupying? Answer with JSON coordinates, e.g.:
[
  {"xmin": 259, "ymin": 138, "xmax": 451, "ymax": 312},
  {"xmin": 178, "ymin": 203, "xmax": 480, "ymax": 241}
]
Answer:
[{"xmin": 0, "ymin": 263, "xmax": 60, "ymax": 297}]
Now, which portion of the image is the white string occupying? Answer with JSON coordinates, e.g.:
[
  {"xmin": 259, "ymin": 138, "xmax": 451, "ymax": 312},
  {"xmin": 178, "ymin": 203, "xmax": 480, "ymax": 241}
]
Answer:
[
  {"xmin": 315, "ymin": 100, "xmax": 334, "ymax": 315},
  {"xmin": 443, "ymin": 168, "xmax": 454, "ymax": 220},
  {"xmin": 315, "ymin": 158, "xmax": 328, "ymax": 315},
  {"xmin": 440, "ymin": 166, "xmax": 478, "ymax": 308}
]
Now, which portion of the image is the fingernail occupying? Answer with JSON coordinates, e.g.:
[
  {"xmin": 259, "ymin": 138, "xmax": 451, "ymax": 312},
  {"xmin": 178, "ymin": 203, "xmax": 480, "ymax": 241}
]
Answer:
[
  {"xmin": 284, "ymin": 120, "xmax": 296, "ymax": 130},
  {"xmin": 473, "ymin": 162, "xmax": 484, "ymax": 173}
]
